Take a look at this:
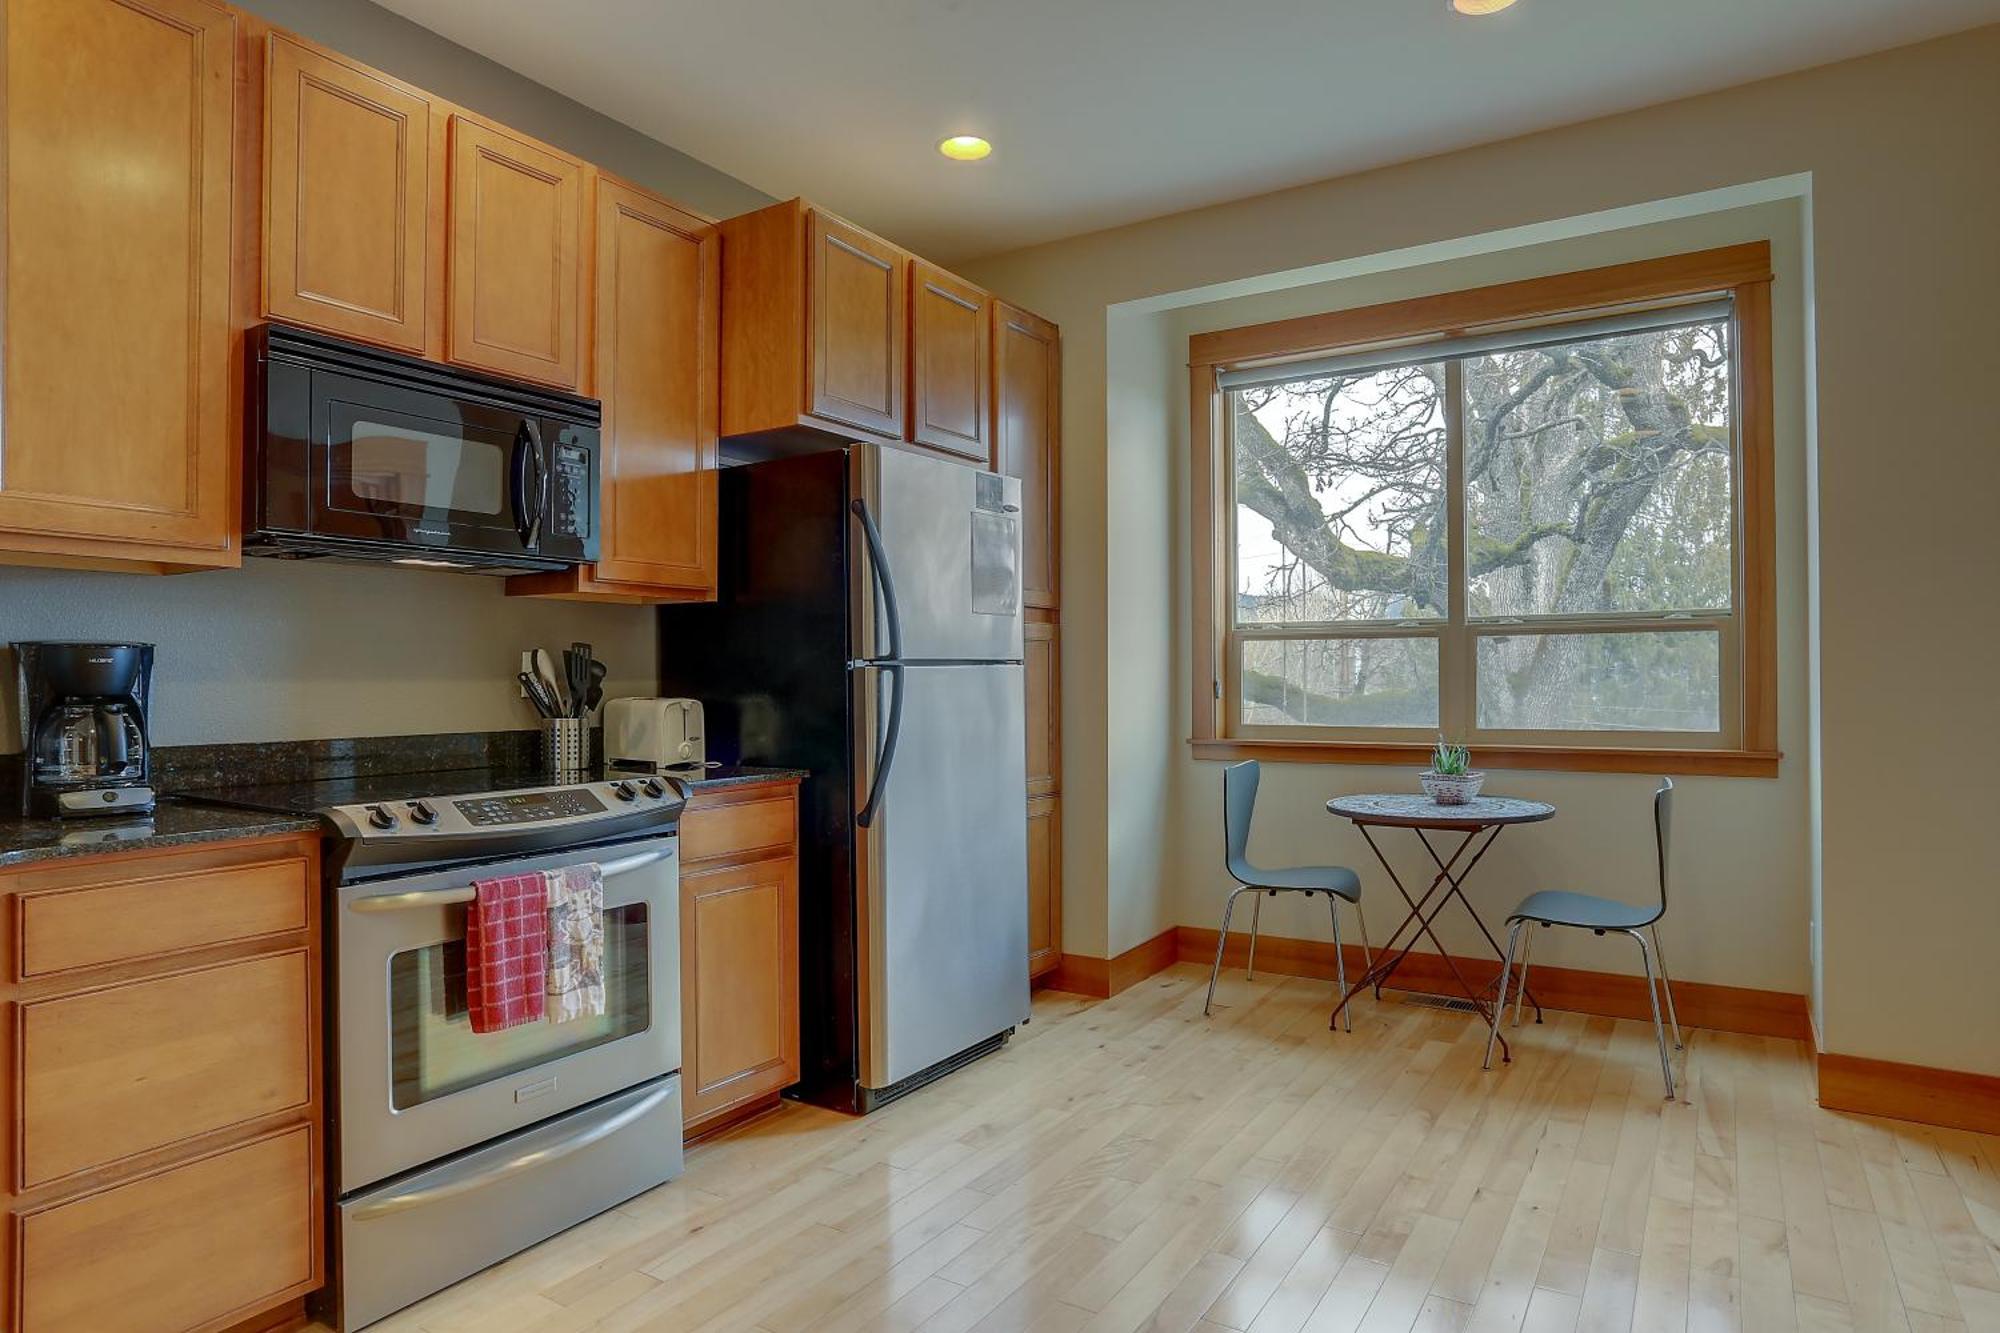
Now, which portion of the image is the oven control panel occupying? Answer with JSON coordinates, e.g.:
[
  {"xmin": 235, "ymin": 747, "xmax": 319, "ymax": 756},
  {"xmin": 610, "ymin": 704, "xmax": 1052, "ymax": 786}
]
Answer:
[
  {"xmin": 455, "ymin": 788, "xmax": 606, "ymax": 826},
  {"xmin": 329, "ymin": 778, "xmax": 682, "ymax": 842}
]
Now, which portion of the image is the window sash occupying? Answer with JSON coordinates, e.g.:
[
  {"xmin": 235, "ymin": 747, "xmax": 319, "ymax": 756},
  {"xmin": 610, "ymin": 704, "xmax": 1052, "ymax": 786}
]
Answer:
[{"xmin": 1222, "ymin": 300, "xmax": 1745, "ymax": 748}]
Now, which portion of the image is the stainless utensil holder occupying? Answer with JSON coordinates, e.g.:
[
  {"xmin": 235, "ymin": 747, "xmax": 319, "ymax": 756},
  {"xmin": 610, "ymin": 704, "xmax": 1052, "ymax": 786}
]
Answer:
[{"xmin": 542, "ymin": 718, "xmax": 591, "ymax": 777}]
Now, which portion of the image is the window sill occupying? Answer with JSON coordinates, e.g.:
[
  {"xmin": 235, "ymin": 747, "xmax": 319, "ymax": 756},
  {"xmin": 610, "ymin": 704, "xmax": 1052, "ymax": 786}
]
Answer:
[{"xmin": 1189, "ymin": 737, "xmax": 1781, "ymax": 778}]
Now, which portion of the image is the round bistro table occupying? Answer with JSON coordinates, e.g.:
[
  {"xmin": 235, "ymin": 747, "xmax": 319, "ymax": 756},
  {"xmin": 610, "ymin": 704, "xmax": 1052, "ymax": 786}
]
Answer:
[{"xmin": 1324, "ymin": 793, "xmax": 1556, "ymax": 1061}]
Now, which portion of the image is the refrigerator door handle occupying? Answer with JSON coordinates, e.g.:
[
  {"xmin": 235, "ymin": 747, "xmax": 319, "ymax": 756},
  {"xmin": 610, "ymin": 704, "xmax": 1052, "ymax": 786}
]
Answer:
[
  {"xmin": 850, "ymin": 497, "xmax": 904, "ymax": 662},
  {"xmin": 855, "ymin": 661, "xmax": 905, "ymax": 828}
]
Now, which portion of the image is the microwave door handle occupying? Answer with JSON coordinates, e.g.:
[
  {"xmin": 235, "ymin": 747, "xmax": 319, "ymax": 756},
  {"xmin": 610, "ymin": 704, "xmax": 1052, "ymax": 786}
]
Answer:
[
  {"xmin": 511, "ymin": 424, "xmax": 546, "ymax": 548},
  {"xmin": 347, "ymin": 848, "xmax": 670, "ymax": 913}
]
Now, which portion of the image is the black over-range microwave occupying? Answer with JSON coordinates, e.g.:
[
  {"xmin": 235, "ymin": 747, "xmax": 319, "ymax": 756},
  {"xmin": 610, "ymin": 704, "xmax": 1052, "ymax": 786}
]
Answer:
[{"xmin": 246, "ymin": 324, "xmax": 601, "ymax": 573}]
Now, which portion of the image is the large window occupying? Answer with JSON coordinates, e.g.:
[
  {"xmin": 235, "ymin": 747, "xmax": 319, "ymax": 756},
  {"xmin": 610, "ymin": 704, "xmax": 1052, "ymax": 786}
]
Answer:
[{"xmin": 1191, "ymin": 245, "xmax": 1777, "ymax": 775}]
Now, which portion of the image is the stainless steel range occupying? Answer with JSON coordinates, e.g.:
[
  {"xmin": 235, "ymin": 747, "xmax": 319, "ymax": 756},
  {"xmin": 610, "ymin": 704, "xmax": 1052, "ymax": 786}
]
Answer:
[{"xmin": 193, "ymin": 770, "xmax": 687, "ymax": 1330}]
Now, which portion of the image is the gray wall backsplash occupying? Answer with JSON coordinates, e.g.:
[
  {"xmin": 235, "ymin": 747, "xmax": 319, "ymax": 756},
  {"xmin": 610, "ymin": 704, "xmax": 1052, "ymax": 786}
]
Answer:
[{"xmin": 0, "ymin": 560, "xmax": 656, "ymax": 750}]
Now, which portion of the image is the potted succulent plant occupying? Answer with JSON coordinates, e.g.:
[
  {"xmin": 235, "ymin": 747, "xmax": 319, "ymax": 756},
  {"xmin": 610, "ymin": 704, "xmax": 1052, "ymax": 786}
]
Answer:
[{"xmin": 1421, "ymin": 737, "xmax": 1485, "ymax": 805}]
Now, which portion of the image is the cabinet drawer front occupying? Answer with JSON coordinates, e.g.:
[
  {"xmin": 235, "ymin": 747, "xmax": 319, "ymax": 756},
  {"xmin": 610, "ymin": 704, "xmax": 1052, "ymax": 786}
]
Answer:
[
  {"xmin": 18, "ymin": 951, "xmax": 312, "ymax": 1188},
  {"xmin": 18, "ymin": 1125, "xmax": 315, "ymax": 1333},
  {"xmin": 681, "ymin": 796, "xmax": 795, "ymax": 864},
  {"xmin": 17, "ymin": 856, "xmax": 310, "ymax": 979}
]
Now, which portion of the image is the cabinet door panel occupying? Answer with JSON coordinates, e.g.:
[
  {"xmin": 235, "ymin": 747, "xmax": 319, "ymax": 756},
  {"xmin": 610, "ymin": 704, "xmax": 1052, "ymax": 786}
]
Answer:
[
  {"xmin": 0, "ymin": 0, "xmax": 236, "ymax": 555},
  {"xmin": 591, "ymin": 178, "xmax": 718, "ymax": 592},
  {"xmin": 18, "ymin": 950, "xmax": 312, "ymax": 1187},
  {"xmin": 993, "ymin": 304, "xmax": 1060, "ymax": 608},
  {"xmin": 910, "ymin": 261, "xmax": 989, "ymax": 460},
  {"xmin": 17, "ymin": 1125, "xmax": 315, "ymax": 1333},
  {"xmin": 448, "ymin": 115, "xmax": 584, "ymax": 388},
  {"xmin": 681, "ymin": 857, "xmax": 800, "ymax": 1125},
  {"xmin": 264, "ymin": 33, "xmax": 434, "ymax": 352},
  {"xmin": 1027, "ymin": 796, "xmax": 1062, "ymax": 980},
  {"xmin": 1025, "ymin": 619, "xmax": 1060, "ymax": 797},
  {"xmin": 807, "ymin": 211, "xmax": 904, "ymax": 438}
]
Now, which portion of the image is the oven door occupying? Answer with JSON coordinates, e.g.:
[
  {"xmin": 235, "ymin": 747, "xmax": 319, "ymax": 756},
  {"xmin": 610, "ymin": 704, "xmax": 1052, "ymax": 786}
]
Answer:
[
  {"xmin": 334, "ymin": 835, "xmax": 678, "ymax": 1195},
  {"xmin": 311, "ymin": 369, "xmax": 545, "ymax": 561}
]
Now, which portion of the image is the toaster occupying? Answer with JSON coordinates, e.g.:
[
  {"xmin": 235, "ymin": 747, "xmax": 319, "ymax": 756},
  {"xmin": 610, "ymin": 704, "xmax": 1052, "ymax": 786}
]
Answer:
[{"xmin": 605, "ymin": 697, "xmax": 706, "ymax": 772}]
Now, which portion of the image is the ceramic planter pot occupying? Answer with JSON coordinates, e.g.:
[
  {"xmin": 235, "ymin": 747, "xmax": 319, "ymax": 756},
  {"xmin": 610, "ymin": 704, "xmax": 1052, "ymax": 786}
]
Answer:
[{"xmin": 1420, "ymin": 770, "xmax": 1486, "ymax": 805}]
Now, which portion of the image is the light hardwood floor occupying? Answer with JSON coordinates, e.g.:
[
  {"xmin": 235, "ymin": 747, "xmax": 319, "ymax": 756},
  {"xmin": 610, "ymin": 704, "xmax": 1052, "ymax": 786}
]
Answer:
[{"xmin": 364, "ymin": 963, "xmax": 2000, "ymax": 1333}]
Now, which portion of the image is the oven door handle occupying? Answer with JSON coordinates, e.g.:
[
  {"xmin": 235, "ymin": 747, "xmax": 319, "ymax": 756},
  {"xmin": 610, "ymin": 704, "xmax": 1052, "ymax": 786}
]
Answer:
[
  {"xmin": 347, "ymin": 1078, "xmax": 676, "ymax": 1220},
  {"xmin": 347, "ymin": 847, "xmax": 670, "ymax": 913}
]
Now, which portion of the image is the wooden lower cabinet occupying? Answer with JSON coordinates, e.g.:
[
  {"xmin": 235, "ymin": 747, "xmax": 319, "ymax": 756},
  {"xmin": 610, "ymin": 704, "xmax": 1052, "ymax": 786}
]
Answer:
[
  {"xmin": 1, "ymin": 832, "xmax": 323, "ymax": 1333},
  {"xmin": 679, "ymin": 780, "xmax": 802, "ymax": 1138},
  {"xmin": 1027, "ymin": 795, "xmax": 1062, "ymax": 982}
]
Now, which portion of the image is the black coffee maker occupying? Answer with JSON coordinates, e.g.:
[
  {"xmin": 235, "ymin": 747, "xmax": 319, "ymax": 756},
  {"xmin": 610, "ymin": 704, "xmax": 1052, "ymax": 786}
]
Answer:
[{"xmin": 14, "ymin": 642, "xmax": 156, "ymax": 818}]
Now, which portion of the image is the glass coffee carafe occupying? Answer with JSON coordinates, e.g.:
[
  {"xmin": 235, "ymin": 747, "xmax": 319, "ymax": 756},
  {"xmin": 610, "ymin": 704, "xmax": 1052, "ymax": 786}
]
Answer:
[{"xmin": 12, "ymin": 641, "xmax": 156, "ymax": 818}]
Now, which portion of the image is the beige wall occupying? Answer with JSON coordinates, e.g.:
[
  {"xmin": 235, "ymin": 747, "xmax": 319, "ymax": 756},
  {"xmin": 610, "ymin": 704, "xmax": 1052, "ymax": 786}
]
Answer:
[{"xmin": 962, "ymin": 27, "xmax": 2000, "ymax": 1076}]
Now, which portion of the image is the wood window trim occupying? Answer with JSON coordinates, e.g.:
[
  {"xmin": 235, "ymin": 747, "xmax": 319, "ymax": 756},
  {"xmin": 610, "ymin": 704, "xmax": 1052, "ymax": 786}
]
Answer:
[{"xmin": 1189, "ymin": 243, "xmax": 1780, "ymax": 779}]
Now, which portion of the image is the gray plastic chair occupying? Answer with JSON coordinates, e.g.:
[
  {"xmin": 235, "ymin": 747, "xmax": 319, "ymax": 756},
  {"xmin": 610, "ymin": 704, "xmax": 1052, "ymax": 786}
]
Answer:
[
  {"xmin": 1204, "ymin": 762, "xmax": 1372, "ymax": 1028},
  {"xmin": 1484, "ymin": 778, "xmax": 1683, "ymax": 1097}
]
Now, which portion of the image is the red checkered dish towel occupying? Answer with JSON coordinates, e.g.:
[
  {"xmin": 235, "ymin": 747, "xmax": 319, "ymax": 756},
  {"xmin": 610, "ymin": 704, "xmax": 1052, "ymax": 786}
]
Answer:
[{"xmin": 465, "ymin": 870, "xmax": 549, "ymax": 1032}]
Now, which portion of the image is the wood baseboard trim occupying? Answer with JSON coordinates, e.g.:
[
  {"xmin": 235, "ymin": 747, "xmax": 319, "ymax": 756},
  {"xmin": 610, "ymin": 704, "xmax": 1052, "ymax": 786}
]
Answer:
[
  {"xmin": 1175, "ymin": 926, "xmax": 1811, "ymax": 1041},
  {"xmin": 1036, "ymin": 927, "xmax": 1180, "ymax": 999},
  {"xmin": 684, "ymin": 1091, "xmax": 787, "ymax": 1145},
  {"xmin": 1816, "ymin": 1052, "xmax": 2000, "ymax": 1136}
]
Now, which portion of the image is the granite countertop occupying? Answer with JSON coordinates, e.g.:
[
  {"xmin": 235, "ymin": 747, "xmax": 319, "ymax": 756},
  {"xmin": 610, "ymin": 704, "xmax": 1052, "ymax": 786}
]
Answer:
[
  {"xmin": 0, "ymin": 764, "xmax": 807, "ymax": 869},
  {"xmin": 677, "ymin": 764, "xmax": 808, "ymax": 792},
  {"xmin": 0, "ymin": 803, "xmax": 320, "ymax": 869}
]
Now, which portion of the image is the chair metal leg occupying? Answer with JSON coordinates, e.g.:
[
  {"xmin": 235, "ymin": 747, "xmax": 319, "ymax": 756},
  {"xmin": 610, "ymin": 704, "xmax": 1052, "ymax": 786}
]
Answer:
[
  {"xmin": 1484, "ymin": 921, "xmax": 1523, "ymax": 1071},
  {"xmin": 1329, "ymin": 894, "xmax": 1351, "ymax": 1033},
  {"xmin": 1205, "ymin": 886, "xmax": 1253, "ymax": 1017},
  {"xmin": 1247, "ymin": 891, "xmax": 1263, "ymax": 980},
  {"xmin": 1512, "ymin": 926, "xmax": 1535, "ymax": 1028},
  {"xmin": 1628, "ymin": 929, "xmax": 1677, "ymax": 1099},
  {"xmin": 1650, "ymin": 924, "xmax": 1683, "ymax": 1049}
]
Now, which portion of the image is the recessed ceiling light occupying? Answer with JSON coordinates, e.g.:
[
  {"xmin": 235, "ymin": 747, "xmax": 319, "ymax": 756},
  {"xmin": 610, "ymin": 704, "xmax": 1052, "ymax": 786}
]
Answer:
[
  {"xmin": 938, "ymin": 135, "xmax": 992, "ymax": 162},
  {"xmin": 1451, "ymin": 0, "xmax": 1517, "ymax": 13}
]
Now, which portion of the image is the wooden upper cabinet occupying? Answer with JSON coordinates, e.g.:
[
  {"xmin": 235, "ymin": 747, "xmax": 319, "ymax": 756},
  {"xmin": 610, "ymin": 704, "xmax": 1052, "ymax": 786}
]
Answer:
[
  {"xmin": 909, "ymin": 260, "xmax": 991, "ymax": 460},
  {"xmin": 446, "ymin": 114, "xmax": 588, "ymax": 389},
  {"xmin": 0, "ymin": 0, "xmax": 238, "ymax": 571},
  {"xmin": 720, "ymin": 198, "xmax": 914, "ymax": 445},
  {"xmin": 808, "ymin": 210, "xmax": 906, "ymax": 438},
  {"xmin": 509, "ymin": 176, "xmax": 718, "ymax": 603},
  {"xmin": 263, "ymin": 32, "xmax": 439, "ymax": 354},
  {"xmin": 993, "ymin": 303, "xmax": 1062, "ymax": 608}
]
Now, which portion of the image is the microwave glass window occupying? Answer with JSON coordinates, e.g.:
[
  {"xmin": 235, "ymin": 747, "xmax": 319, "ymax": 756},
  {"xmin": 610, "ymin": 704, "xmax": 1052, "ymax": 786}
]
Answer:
[
  {"xmin": 342, "ymin": 419, "xmax": 506, "ymax": 515},
  {"xmin": 387, "ymin": 903, "xmax": 650, "ymax": 1109}
]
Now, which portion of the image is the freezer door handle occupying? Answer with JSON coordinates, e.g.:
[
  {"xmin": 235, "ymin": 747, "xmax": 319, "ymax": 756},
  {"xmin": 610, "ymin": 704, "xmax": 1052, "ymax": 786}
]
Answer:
[
  {"xmin": 855, "ymin": 661, "xmax": 904, "ymax": 829},
  {"xmin": 851, "ymin": 497, "xmax": 904, "ymax": 663}
]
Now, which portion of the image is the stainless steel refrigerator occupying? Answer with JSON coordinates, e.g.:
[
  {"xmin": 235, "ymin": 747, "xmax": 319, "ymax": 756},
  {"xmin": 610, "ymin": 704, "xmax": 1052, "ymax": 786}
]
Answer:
[{"xmin": 655, "ymin": 444, "xmax": 1030, "ymax": 1112}]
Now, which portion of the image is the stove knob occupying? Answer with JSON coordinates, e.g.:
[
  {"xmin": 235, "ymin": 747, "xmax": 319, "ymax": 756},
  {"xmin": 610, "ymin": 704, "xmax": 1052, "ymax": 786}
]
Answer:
[
  {"xmin": 640, "ymin": 779, "xmax": 665, "ymax": 799},
  {"xmin": 611, "ymin": 781, "xmax": 638, "ymax": 803},
  {"xmin": 408, "ymin": 800, "xmax": 438, "ymax": 826},
  {"xmin": 366, "ymin": 803, "xmax": 399, "ymax": 831}
]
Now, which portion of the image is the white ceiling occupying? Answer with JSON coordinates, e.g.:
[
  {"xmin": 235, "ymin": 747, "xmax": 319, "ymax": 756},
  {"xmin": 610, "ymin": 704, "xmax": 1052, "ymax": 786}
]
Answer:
[{"xmin": 371, "ymin": 0, "xmax": 2000, "ymax": 261}]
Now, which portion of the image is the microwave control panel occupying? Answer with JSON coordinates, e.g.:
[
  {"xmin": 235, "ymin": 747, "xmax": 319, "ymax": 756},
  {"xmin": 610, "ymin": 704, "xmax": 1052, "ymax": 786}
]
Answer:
[{"xmin": 550, "ymin": 433, "xmax": 592, "ymax": 538}]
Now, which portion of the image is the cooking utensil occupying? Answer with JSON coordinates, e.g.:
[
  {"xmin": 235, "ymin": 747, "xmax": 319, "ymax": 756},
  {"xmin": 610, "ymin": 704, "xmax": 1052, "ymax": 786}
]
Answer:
[
  {"xmin": 584, "ymin": 659, "xmax": 607, "ymax": 712},
  {"xmin": 533, "ymin": 648, "xmax": 569, "ymax": 718},
  {"xmin": 517, "ymin": 671, "xmax": 559, "ymax": 719}
]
